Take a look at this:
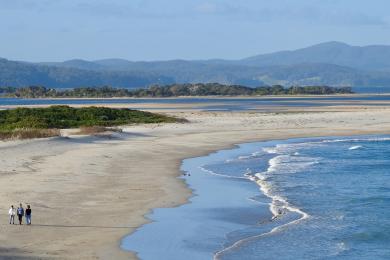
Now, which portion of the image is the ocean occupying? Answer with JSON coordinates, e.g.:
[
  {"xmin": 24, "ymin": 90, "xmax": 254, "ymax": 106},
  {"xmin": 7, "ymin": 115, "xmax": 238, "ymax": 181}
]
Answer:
[
  {"xmin": 122, "ymin": 135, "xmax": 390, "ymax": 259},
  {"xmin": 1, "ymin": 95, "xmax": 390, "ymax": 111}
]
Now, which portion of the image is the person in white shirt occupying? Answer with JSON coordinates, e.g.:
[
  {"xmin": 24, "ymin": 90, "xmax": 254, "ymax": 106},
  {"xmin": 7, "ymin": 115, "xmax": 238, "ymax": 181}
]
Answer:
[{"xmin": 8, "ymin": 205, "xmax": 15, "ymax": 225}]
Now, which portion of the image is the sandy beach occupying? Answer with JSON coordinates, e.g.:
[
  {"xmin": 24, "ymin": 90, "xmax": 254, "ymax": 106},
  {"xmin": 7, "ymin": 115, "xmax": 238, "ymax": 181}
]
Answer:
[{"xmin": 1, "ymin": 105, "xmax": 390, "ymax": 259}]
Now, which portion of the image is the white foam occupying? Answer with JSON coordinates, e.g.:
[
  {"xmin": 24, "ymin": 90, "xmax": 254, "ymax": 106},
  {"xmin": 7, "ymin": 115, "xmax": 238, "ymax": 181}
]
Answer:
[
  {"xmin": 251, "ymin": 151, "xmax": 263, "ymax": 157},
  {"xmin": 215, "ymin": 137, "xmax": 389, "ymax": 259},
  {"xmin": 214, "ymin": 170, "xmax": 310, "ymax": 259},
  {"xmin": 265, "ymin": 154, "xmax": 319, "ymax": 175},
  {"xmin": 263, "ymin": 147, "xmax": 278, "ymax": 154},
  {"xmin": 214, "ymin": 148, "xmax": 312, "ymax": 260},
  {"xmin": 199, "ymin": 166, "xmax": 247, "ymax": 180},
  {"xmin": 237, "ymin": 150, "xmax": 264, "ymax": 160},
  {"xmin": 330, "ymin": 241, "xmax": 349, "ymax": 256},
  {"xmin": 264, "ymin": 137, "xmax": 389, "ymax": 153},
  {"xmin": 322, "ymin": 137, "xmax": 390, "ymax": 143},
  {"xmin": 252, "ymin": 173, "xmax": 309, "ymax": 220},
  {"xmin": 259, "ymin": 147, "xmax": 314, "ymax": 219},
  {"xmin": 238, "ymin": 155, "xmax": 251, "ymax": 160},
  {"xmin": 349, "ymin": 145, "xmax": 362, "ymax": 150},
  {"xmin": 263, "ymin": 142, "xmax": 322, "ymax": 156}
]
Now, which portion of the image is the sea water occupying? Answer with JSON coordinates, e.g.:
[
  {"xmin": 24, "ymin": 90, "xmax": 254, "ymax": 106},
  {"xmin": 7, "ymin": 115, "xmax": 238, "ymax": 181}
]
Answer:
[
  {"xmin": 2, "ymin": 96, "xmax": 390, "ymax": 111},
  {"xmin": 122, "ymin": 136, "xmax": 390, "ymax": 259}
]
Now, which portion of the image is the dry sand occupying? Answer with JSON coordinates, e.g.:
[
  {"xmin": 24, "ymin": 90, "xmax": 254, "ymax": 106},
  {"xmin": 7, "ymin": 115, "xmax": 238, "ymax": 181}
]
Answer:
[{"xmin": 1, "ymin": 105, "xmax": 390, "ymax": 259}]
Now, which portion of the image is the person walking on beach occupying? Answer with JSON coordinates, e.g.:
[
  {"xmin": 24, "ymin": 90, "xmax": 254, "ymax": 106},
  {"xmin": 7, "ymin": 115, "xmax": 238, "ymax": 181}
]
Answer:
[
  {"xmin": 17, "ymin": 203, "xmax": 24, "ymax": 225},
  {"xmin": 25, "ymin": 205, "xmax": 32, "ymax": 225},
  {"xmin": 8, "ymin": 205, "xmax": 15, "ymax": 224}
]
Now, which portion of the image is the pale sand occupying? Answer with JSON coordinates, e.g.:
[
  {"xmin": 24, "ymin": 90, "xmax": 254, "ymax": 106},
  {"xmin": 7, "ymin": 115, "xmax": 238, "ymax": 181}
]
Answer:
[{"xmin": 1, "ymin": 106, "xmax": 390, "ymax": 259}]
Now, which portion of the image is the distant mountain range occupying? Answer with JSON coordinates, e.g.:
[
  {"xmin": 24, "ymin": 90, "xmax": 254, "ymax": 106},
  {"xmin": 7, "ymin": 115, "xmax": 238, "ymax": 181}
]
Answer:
[
  {"xmin": 2, "ymin": 41, "xmax": 390, "ymax": 88},
  {"xmin": 240, "ymin": 41, "xmax": 390, "ymax": 71}
]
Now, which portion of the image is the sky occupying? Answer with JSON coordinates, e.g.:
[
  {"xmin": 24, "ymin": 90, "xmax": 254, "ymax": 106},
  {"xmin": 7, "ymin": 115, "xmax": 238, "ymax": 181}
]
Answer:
[{"xmin": 1, "ymin": 0, "xmax": 390, "ymax": 61}]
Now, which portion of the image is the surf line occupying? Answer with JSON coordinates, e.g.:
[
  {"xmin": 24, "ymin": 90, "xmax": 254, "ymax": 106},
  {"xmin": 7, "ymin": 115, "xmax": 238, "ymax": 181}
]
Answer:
[
  {"xmin": 211, "ymin": 156, "xmax": 310, "ymax": 260},
  {"xmin": 198, "ymin": 166, "xmax": 248, "ymax": 180}
]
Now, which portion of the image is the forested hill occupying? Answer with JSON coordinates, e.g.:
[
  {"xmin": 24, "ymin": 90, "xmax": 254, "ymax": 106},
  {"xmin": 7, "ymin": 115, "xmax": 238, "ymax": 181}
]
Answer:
[
  {"xmin": 3, "ymin": 42, "xmax": 390, "ymax": 88},
  {"xmin": 0, "ymin": 58, "xmax": 174, "ymax": 88},
  {"xmin": 1, "ymin": 84, "xmax": 353, "ymax": 98},
  {"xmin": 2, "ymin": 57, "xmax": 388, "ymax": 88}
]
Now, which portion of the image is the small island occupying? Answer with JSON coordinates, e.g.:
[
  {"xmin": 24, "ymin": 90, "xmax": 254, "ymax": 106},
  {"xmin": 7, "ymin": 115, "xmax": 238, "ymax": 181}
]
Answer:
[
  {"xmin": 0, "ymin": 106, "xmax": 181, "ymax": 139},
  {"xmin": 0, "ymin": 83, "xmax": 353, "ymax": 98}
]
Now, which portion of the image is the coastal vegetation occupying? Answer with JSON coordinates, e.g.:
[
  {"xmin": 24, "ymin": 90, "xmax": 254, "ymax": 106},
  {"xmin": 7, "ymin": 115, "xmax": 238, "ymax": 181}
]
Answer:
[
  {"xmin": 0, "ymin": 106, "xmax": 181, "ymax": 139},
  {"xmin": 0, "ymin": 84, "xmax": 353, "ymax": 98}
]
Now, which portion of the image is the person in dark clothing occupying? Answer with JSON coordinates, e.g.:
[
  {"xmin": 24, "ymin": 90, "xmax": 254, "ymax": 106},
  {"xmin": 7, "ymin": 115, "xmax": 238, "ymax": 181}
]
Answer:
[
  {"xmin": 26, "ymin": 205, "xmax": 32, "ymax": 225},
  {"xmin": 17, "ymin": 203, "xmax": 24, "ymax": 225}
]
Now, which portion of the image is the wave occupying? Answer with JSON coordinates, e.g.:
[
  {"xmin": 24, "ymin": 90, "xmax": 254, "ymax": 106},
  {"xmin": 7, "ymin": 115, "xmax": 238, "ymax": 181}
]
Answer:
[
  {"xmin": 263, "ymin": 142, "xmax": 322, "ymax": 156},
  {"xmin": 236, "ymin": 151, "xmax": 266, "ymax": 161},
  {"xmin": 321, "ymin": 137, "xmax": 390, "ymax": 143},
  {"xmin": 349, "ymin": 145, "xmax": 362, "ymax": 150},
  {"xmin": 237, "ymin": 155, "xmax": 252, "ymax": 160},
  {"xmin": 265, "ymin": 137, "xmax": 390, "ymax": 154},
  {"xmin": 213, "ymin": 145, "xmax": 313, "ymax": 259},
  {"xmin": 268, "ymin": 136, "xmax": 389, "ymax": 153},
  {"xmin": 260, "ymin": 146, "xmax": 314, "ymax": 219},
  {"xmin": 199, "ymin": 166, "xmax": 248, "ymax": 180},
  {"xmin": 266, "ymin": 155, "xmax": 319, "ymax": 174},
  {"xmin": 225, "ymin": 151, "xmax": 265, "ymax": 162},
  {"xmin": 213, "ymin": 137, "xmax": 388, "ymax": 258}
]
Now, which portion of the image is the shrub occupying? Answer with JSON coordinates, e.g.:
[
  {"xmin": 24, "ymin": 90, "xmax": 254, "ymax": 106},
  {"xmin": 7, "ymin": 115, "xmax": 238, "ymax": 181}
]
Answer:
[{"xmin": 0, "ymin": 106, "xmax": 182, "ymax": 139}]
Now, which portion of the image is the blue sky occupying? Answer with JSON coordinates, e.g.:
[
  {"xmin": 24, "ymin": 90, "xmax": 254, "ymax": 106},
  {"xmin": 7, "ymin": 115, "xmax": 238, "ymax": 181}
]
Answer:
[{"xmin": 1, "ymin": 0, "xmax": 390, "ymax": 61}]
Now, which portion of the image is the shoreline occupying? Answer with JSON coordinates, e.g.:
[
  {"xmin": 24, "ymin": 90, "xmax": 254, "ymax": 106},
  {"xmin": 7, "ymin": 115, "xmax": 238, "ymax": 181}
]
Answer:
[
  {"xmin": 114, "ymin": 115, "xmax": 390, "ymax": 259},
  {"xmin": 2, "ymin": 108, "xmax": 390, "ymax": 259},
  {"xmin": 119, "ymin": 116, "xmax": 390, "ymax": 259},
  {"xmin": 123, "ymin": 134, "xmax": 389, "ymax": 260}
]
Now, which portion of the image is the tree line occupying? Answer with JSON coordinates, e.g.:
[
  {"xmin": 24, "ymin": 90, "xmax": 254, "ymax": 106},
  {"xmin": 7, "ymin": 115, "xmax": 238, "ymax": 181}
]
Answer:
[{"xmin": 0, "ymin": 84, "xmax": 353, "ymax": 98}]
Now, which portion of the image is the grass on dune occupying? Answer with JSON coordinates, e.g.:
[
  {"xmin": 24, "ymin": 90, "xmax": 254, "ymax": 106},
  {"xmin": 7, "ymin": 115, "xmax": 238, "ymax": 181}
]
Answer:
[{"xmin": 0, "ymin": 105, "xmax": 184, "ymax": 140}]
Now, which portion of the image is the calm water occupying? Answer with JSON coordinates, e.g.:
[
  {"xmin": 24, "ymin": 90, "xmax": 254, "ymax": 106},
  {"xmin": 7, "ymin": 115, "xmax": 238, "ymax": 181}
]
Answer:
[
  {"xmin": 122, "ymin": 135, "xmax": 390, "ymax": 259},
  {"xmin": 1, "ymin": 96, "xmax": 390, "ymax": 111},
  {"xmin": 353, "ymin": 86, "xmax": 390, "ymax": 93}
]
